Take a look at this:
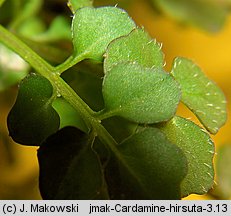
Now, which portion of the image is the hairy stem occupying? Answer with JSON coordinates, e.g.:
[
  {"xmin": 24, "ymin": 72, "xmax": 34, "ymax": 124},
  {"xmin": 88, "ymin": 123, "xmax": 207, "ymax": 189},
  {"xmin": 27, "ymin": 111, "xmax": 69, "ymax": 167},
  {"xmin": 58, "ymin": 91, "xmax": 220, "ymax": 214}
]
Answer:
[
  {"xmin": 54, "ymin": 53, "xmax": 86, "ymax": 75},
  {"xmin": 0, "ymin": 25, "xmax": 147, "ymax": 190},
  {"xmin": 0, "ymin": 24, "xmax": 120, "ymax": 153}
]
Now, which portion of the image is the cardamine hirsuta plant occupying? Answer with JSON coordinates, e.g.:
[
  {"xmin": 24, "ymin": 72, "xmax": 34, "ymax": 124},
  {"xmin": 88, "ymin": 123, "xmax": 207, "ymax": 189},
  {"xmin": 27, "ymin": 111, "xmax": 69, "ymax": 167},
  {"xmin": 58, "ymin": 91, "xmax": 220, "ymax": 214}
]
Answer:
[{"xmin": 0, "ymin": 0, "xmax": 227, "ymax": 199}]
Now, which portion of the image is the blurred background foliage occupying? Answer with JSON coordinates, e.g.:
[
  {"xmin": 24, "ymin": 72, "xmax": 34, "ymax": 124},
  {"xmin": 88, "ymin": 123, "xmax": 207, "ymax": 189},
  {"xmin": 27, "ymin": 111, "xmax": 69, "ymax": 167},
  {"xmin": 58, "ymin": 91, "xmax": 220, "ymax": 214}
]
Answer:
[{"xmin": 0, "ymin": 0, "xmax": 231, "ymax": 199}]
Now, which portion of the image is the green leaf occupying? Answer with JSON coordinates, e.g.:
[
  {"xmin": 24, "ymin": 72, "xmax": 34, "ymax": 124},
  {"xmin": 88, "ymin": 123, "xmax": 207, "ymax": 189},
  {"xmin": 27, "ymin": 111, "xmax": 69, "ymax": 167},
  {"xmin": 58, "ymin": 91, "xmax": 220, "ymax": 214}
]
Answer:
[
  {"xmin": 7, "ymin": 74, "xmax": 60, "ymax": 146},
  {"xmin": 158, "ymin": 116, "xmax": 214, "ymax": 197},
  {"xmin": 0, "ymin": 44, "xmax": 29, "ymax": 91},
  {"xmin": 38, "ymin": 127, "xmax": 107, "ymax": 199},
  {"xmin": 52, "ymin": 97, "xmax": 88, "ymax": 133},
  {"xmin": 210, "ymin": 144, "xmax": 231, "ymax": 199},
  {"xmin": 106, "ymin": 127, "xmax": 187, "ymax": 199},
  {"xmin": 104, "ymin": 28, "xmax": 164, "ymax": 73},
  {"xmin": 102, "ymin": 62, "xmax": 181, "ymax": 123},
  {"xmin": 68, "ymin": 0, "xmax": 93, "ymax": 13},
  {"xmin": 152, "ymin": 0, "xmax": 227, "ymax": 32},
  {"xmin": 171, "ymin": 57, "xmax": 227, "ymax": 134},
  {"xmin": 72, "ymin": 6, "xmax": 136, "ymax": 61}
]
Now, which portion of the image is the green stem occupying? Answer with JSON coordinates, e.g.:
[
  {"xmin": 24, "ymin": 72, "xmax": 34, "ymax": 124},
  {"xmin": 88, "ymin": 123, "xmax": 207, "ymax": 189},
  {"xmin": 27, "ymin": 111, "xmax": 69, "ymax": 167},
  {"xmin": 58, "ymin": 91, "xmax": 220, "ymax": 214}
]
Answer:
[
  {"xmin": 0, "ymin": 25, "xmax": 53, "ymax": 77},
  {"xmin": 0, "ymin": 24, "xmax": 122, "ymax": 156},
  {"xmin": 0, "ymin": 24, "xmax": 93, "ymax": 124},
  {"xmin": 54, "ymin": 53, "xmax": 86, "ymax": 75},
  {"xmin": 54, "ymin": 77, "xmax": 95, "ymax": 127},
  {"xmin": 0, "ymin": 25, "xmax": 142, "ymax": 188},
  {"xmin": 0, "ymin": 25, "xmax": 83, "ymax": 76},
  {"xmin": 94, "ymin": 109, "xmax": 120, "ymax": 121},
  {"xmin": 68, "ymin": 0, "xmax": 93, "ymax": 13},
  {"xmin": 94, "ymin": 123, "xmax": 145, "ymax": 189}
]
